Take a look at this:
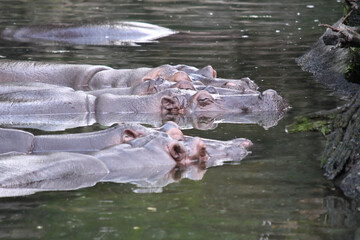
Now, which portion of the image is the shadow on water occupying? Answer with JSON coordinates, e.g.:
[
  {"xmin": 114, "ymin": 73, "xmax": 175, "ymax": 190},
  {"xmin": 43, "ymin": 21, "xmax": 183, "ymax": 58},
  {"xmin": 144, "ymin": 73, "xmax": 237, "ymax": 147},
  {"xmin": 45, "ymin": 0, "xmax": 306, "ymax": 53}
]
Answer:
[{"xmin": 0, "ymin": 0, "xmax": 359, "ymax": 239}]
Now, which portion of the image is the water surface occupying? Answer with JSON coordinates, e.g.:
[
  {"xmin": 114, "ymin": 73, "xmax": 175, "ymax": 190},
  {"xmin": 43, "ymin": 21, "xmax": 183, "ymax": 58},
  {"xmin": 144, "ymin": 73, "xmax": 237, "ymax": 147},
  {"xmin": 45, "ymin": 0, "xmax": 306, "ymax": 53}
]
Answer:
[{"xmin": 0, "ymin": 0, "xmax": 359, "ymax": 239}]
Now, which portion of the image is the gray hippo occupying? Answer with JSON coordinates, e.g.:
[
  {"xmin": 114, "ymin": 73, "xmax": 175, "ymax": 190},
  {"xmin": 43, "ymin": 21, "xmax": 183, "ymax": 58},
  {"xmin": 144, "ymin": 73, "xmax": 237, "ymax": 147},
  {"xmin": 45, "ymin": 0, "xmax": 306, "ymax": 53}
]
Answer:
[
  {"xmin": 0, "ymin": 122, "xmax": 251, "ymax": 197},
  {"xmin": 0, "ymin": 79, "xmax": 249, "ymax": 97},
  {"xmin": 0, "ymin": 60, "xmax": 258, "ymax": 92},
  {"xmin": 0, "ymin": 22, "xmax": 176, "ymax": 45},
  {"xmin": 0, "ymin": 121, "xmax": 251, "ymax": 156},
  {"xmin": 0, "ymin": 84, "xmax": 287, "ymax": 115},
  {"xmin": 0, "ymin": 82, "xmax": 288, "ymax": 131}
]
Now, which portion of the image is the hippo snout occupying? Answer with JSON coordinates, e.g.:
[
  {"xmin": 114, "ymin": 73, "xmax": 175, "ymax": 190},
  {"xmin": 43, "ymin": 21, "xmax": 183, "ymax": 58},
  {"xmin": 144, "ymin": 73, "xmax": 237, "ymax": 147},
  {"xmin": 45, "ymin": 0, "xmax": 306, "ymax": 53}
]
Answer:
[
  {"xmin": 262, "ymin": 89, "xmax": 289, "ymax": 111},
  {"xmin": 262, "ymin": 89, "xmax": 278, "ymax": 97}
]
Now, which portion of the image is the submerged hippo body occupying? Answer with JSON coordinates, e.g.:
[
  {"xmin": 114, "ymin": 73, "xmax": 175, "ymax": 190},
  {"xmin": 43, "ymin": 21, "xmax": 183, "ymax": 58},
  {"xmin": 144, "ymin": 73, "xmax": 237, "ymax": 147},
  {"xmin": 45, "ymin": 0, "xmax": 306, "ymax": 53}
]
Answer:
[
  {"xmin": 0, "ymin": 124, "xmax": 151, "ymax": 154},
  {"xmin": 0, "ymin": 152, "xmax": 109, "ymax": 189},
  {"xmin": 0, "ymin": 121, "xmax": 251, "ymax": 159},
  {"xmin": 0, "ymin": 122, "xmax": 251, "ymax": 197},
  {"xmin": 0, "ymin": 60, "xmax": 258, "ymax": 92},
  {"xmin": 1, "ymin": 22, "xmax": 176, "ymax": 45}
]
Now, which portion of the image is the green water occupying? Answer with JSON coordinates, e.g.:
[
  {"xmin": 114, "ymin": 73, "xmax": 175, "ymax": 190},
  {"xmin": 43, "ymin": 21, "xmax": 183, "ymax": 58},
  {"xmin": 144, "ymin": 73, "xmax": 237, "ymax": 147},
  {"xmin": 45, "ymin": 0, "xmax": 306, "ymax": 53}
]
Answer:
[{"xmin": 0, "ymin": 0, "xmax": 359, "ymax": 239}]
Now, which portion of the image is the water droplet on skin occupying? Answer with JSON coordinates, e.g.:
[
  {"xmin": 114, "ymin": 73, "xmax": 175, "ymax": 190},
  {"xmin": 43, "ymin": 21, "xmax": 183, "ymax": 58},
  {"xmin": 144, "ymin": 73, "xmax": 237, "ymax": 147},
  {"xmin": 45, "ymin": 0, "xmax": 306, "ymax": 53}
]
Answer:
[
  {"xmin": 275, "ymin": 30, "xmax": 280, "ymax": 33},
  {"xmin": 241, "ymin": 35, "xmax": 249, "ymax": 38},
  {"xmin": 297, "ymin": 12, "xmax": 301, "ymax": 16},
  {"xmin": 306, "ymin": 5, "xmax": 315, "ymax": 9}
]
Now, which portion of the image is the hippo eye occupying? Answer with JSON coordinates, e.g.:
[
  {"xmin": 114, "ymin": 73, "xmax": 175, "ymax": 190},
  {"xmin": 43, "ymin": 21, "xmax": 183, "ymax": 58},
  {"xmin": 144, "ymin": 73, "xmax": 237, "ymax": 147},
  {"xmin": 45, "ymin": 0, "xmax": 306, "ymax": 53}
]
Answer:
[{"xmin": 198, "ymin": 97, "xmax": 214, "ymax": 107}]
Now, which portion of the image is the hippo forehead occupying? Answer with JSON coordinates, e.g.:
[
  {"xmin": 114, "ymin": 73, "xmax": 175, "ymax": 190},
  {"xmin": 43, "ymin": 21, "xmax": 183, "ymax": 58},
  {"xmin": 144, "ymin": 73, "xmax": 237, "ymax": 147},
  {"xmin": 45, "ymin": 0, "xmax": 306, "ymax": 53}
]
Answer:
[{"xmin": 166, "ymin": 89, "xmax": 221, "ymax": 101}]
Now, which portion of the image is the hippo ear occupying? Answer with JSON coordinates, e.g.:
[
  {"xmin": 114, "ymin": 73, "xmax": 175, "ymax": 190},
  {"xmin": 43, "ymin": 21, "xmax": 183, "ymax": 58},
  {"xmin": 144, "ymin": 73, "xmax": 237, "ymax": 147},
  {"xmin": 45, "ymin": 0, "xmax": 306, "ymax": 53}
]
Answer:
[
  {"xmin": 122, "ymin": 129, "xmax": 141, "ymax": 142},
  {"xmin": 171, "ymin": 80, "xmax": 195, "ymax": 90},
  {"xmin": 167, "ymin": 141, "xmax": 186, "ymax": 162},
  {"xmin": 132, "ymin": 80, "xmax": 154, "ymax": 95},
  {"xmin": 141, "ymin": 77, "xmax": 155, "ymax": 82},
  {"xmin": 196, "ymin": 65, "xmax": 217, "ymax": 78},
  {"xmin": 168, "ymin": 71, "xmax": 191, "ymax": 82},
  {"xmin": 141, "ymin": 67, "xmax": 164, "ymax": 81}
]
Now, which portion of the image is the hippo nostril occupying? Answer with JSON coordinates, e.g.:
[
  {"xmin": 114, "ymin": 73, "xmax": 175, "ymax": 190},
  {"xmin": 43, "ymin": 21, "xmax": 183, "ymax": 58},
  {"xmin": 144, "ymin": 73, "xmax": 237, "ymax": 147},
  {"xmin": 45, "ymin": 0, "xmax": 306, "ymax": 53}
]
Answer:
[
  {"xmin": 199, "ymin": 147, "xmax": 207, "ymax": 157},
  {"xmin": 187, "ymin": 137, "xmax": 207, "ymax": 161},
  {"xmin": 168, "ymin": 142, "xmax": 185, "ymax": 162}
]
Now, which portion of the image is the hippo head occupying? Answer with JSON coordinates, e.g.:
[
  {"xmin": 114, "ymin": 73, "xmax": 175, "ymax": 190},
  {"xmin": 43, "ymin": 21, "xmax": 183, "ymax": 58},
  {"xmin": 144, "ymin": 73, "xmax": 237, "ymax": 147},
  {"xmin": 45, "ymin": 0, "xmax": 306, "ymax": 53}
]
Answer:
[
  {"xmin": 159, "ymin": 89, "xmax": 288, "ymax": 117},
  {"xmin": 157, "ymin": 121, "xmax": 207, "ymax": 162},
  {"xmin": 127, "ymin": 129, "xmax": 207, "ymax": 166}
]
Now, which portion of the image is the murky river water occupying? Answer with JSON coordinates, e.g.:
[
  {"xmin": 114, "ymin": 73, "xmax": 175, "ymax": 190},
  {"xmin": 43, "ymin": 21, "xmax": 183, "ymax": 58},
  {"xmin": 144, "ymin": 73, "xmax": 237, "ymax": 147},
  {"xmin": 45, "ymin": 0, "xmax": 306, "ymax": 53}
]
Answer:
[{"xmin": 0, "ymin": 0, "xmax": 359, "ymax": 239}]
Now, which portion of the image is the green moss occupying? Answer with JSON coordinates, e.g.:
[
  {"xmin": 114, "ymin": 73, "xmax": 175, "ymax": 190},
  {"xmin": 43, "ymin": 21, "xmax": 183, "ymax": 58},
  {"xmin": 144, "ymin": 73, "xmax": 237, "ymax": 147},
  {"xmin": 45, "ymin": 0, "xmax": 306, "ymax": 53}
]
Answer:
[
  {"xmin": 345, "ymin": 47, "xmax": 360, "ymax": 83},
  {"xmin": 286, "ymin": 117, "xmax": 332, "ymax": 135}
]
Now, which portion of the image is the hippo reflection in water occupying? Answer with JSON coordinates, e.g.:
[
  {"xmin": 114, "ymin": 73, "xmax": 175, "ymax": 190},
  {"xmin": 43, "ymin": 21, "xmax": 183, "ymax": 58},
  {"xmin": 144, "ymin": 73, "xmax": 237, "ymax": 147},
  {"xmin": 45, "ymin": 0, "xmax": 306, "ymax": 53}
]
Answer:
[
  {"xmin": 0, "ymin": 82, "xmax": 288, "ymax": 131},
  {"xmin": 0, "ymin": 22, "xmax": 176, "ymax": 45},
  {"xmin": 0, "ymin": 60, "xmax": 258, "ymax": 93},
  {"xmin": 0, "ymin": 122, "xmax": 251, "ymax": 197}
]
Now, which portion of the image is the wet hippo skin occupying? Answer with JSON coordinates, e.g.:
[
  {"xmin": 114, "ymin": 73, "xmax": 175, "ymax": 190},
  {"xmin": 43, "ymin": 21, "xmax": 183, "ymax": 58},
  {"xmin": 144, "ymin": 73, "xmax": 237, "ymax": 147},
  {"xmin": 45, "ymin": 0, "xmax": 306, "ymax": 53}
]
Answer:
[
  {"xmin": 0, "ymin": 121, "xmax": 251, "ymax": 158},
  {"xmin": 0, "ymin": 82, "xmax": 288, "ymax": 131},
  {"xmin": 0, "ymin": 60, "xmax": 258, "ymax": 92},
  {"xmin": 0, "ymin": 84, "xmax": 287, "ymax": 116},
  {"xmin": 0, "ymin": 122, "xmax": 251, "ymax": 196},
  {"xmin": 0, "ymin": 22, "xmax": 177, "ymax": 45}
]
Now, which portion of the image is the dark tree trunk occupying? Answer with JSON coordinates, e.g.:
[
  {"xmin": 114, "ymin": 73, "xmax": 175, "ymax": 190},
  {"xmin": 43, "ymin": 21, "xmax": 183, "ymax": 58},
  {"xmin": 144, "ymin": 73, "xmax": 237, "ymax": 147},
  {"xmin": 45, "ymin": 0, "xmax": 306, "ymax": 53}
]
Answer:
[{"xmin": 293, "ymin": 1, "xmax": 360, "ymax": 200}]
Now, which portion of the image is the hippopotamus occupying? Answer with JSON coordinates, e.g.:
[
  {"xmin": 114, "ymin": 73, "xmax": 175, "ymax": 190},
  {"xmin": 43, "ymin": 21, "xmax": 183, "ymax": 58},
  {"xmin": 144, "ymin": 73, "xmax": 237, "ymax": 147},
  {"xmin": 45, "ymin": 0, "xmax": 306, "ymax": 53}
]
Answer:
[
  {"xmin": 0, "ymin": 82, "xmax": 288, "ymax": 131},
  {"xmin": 0, "ymin": 122, "xmax": 251, "ymax": 197},
  {"xmin": 0, "ymin": 60, "xmax": 258, "ymax": 92},
  {"xmin": 0, "ymin": 83, "xmax": 286, "ymax": 115},
  {"xmin": 0, "ymin": 22, "xmax": 176, "ymax": 45},
  {"xmin": 0, "ymin": 121, "xmax": 251, "ymax": 156}
]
